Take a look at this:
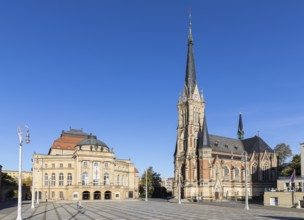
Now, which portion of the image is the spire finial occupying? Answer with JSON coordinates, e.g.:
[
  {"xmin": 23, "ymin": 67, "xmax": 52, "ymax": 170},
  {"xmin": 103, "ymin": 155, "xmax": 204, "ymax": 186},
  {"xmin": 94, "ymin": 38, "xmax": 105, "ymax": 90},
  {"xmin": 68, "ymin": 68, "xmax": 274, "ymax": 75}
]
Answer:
[{"xmin": 188, "ymin": 8, "xmax": 193, "ymax": 44}]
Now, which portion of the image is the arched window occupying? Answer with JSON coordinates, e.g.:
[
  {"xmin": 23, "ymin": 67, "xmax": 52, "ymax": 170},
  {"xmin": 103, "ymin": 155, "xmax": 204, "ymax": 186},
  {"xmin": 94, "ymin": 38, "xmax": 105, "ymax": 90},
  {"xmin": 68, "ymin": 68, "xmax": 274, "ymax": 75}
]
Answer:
[
  {"xmin": 59, "ymin": 173, "xmax": 64, "ymax": 186},
  {"xmin": 104, "ymin": 172, "xmax": 109, "ymax": 185},
  {"xmin": 234, "ymin": 166, "xmax": 240, "ymax": 177},
  {"xmin": 117, "ymin": 175, "xmax": 120, "ymax": 185},
  {"xmin": 224, "ymin": 166, "xmax": 229, "ymax": 177},
  {"xmin": 51, "ymin": 173, "xmax": 56, "ymax": 186},
  {"xmin": 44, "ymin": 173, "xmax": 48, "ymax": 186},
  {"xmin": 252, "ymin": 164, "xmax": 258, "ymax": 182},
  {"xmin": 67, "ymin": 173, "xmax": 72, "ymax": 185},
  {"xmin": 93, "ymin": 162, "xmax": 99, "ymax": 186},
  {"xmin": 82, "ymin": 172, "xmax": 88, "ymax": 185}
]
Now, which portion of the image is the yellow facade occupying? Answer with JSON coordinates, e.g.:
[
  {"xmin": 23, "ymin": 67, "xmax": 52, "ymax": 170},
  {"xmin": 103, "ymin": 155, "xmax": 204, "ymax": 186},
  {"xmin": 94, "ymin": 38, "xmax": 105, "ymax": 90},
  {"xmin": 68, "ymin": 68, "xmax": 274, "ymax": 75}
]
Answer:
[{"xmin": 32, "ymin": 129, "xmax": 139, "ymax": 201}]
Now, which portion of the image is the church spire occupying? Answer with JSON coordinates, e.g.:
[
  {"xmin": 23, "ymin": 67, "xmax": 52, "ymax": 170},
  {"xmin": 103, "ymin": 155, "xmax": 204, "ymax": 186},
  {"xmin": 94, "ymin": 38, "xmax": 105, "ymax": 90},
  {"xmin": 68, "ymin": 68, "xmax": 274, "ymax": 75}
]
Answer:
[
  {"xmin": 237, "ymin": 112, "xmax": 244, "ymax": 140},
  {"xmin": 185, "ymin": 11, "xmax": 197, "ymax": 95}
]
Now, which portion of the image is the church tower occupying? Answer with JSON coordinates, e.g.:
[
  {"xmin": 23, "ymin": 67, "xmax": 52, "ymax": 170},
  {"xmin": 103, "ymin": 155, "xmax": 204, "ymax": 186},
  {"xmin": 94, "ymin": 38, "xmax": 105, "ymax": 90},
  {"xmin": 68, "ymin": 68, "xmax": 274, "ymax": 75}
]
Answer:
[{"xmin": 173, "ymin": 17, "xmax": 207, "ymax": 199}]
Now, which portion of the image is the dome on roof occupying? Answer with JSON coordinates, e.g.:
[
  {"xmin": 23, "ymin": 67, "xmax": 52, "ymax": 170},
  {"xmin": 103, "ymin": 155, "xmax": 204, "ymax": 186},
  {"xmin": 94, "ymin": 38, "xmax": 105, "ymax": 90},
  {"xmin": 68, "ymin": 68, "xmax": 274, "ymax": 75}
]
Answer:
[{"xmin": 77, "ymin": 137, "xmax": 109, "ymax": 148}]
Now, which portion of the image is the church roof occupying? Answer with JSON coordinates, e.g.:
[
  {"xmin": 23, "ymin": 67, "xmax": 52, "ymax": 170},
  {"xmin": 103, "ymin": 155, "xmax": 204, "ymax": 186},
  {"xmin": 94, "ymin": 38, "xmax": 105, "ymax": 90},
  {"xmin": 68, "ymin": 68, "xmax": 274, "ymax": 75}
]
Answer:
[
  {"xmin": 242, "ymin": 136, "xmax": 274, "ymax": 154},
  {"xmin": 209, "ymin": 135, "xmax": 244, "ymax": 154},
  {"xmin": 207, "ymin": 134, "xmax": 273, "ymax": 155}
]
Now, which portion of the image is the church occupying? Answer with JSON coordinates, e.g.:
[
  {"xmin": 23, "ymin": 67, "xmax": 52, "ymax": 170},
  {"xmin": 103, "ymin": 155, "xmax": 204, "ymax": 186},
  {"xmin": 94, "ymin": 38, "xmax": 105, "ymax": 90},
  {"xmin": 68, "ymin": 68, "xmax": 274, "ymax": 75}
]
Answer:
[{"xmin": 173, "ymin": 21, "xmax": 278, "ymax": 201}]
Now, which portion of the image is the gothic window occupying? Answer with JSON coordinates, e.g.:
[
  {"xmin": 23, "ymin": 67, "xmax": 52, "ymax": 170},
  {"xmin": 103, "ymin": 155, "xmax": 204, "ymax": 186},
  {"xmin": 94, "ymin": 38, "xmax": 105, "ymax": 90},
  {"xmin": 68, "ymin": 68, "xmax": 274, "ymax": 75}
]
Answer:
[
  {"xmin": 104, "ymin": 172, "xmax": 110, "ymax": 185},
  {"xmin": 67, "ymin": 173, "xmax": 72, "ymax": 185},
  {"xmin": 59, "ymin": 173, "xmax": 64, "ymax": 186},
  {"xmin": 263, "ymin": 164, "xmax": 270, "ymax": 181},
  {"xmin": 224, "ymin": 166, "xmax": 229, "ymax": 177},
  {"xmin": 234, "ymin": 166, "xmax": 240, "ymax": 177},
  {"xmin": 44, "ymin": 173, "xmax": 48, "ymax": 186},
  {"xmin": 252, "ymin": 164, "xmax": 258, "ymax": 182},
  {"xmin": 51, "ymin": 173, "xmax": 56, "ymax": 186},
  {"xmin": 82, "ymin": 172, "xmax": 88, "ymax": 185}
]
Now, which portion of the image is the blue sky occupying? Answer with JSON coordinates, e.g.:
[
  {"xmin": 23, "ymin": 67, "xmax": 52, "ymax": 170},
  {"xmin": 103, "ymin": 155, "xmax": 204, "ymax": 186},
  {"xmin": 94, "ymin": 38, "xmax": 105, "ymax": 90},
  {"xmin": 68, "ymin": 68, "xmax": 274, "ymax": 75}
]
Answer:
[{"xmin": 0, "ymin": 1, "xmax": 303, "ymax": 178}]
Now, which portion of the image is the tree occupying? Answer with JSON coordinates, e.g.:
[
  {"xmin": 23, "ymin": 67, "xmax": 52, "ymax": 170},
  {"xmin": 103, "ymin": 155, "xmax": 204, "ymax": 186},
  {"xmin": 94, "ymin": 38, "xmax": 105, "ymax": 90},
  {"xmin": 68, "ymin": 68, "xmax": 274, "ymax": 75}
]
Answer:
[
  {"xmin": 139, "ymin": 167, "xmax": 166, "ymax": 198},
  {"xmin": 274, "ymin": 143, "xmax": 292, "ymax": 165},
  {"xmin": 280, "ymin": 154, "xmax": 301, "ymax": 177},
  {"xmin": 1, "ymin": 173, "xmax": 17, "ymax": 186}
]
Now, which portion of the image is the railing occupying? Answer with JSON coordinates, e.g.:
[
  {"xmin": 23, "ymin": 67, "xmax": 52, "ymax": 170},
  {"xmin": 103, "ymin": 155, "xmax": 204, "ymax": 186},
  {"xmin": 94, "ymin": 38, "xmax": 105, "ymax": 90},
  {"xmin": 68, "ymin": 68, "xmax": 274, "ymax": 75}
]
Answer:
[{"xmin": 265, "ymin": 187, "xmax": 304, "ymax": 192}]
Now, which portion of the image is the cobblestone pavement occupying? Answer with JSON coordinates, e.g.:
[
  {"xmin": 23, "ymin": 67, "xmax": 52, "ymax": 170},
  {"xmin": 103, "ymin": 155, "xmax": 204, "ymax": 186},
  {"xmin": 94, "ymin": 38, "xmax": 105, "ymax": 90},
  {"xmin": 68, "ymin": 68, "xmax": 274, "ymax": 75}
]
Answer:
[{"xmin": 0, "ymin": 200, "xmax": 303, "ymax": 220}]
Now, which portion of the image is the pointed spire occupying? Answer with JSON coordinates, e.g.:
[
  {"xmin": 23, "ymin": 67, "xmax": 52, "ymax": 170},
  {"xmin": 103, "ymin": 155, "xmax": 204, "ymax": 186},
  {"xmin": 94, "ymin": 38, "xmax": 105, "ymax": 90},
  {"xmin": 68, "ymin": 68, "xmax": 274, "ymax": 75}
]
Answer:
[
  {"xmin": 237, "ymin": 112, "xmax": 244, "ymax": 140},
  {"xmin": 185, "ymin": 9, "xmax": 197, "ymax": 96},
  {"xmin": 200, "ymin": 115, "xmax": 210, "ymax": 148}
]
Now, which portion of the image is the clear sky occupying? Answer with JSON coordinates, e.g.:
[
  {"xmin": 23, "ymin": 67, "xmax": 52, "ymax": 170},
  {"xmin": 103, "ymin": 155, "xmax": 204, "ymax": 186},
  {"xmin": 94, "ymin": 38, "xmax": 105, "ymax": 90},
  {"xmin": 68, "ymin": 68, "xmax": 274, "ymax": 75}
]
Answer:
[{"xmin": 0, "ymin": 1, "xmax": 303, "ymax": 178}]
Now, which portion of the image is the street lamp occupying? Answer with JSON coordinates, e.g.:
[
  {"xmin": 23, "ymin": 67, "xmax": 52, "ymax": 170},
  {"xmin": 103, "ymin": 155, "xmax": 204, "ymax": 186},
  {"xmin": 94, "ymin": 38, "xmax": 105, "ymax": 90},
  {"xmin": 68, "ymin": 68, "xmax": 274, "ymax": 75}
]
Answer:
[
  {"xmin": 31, "ymin": 156, "xmax": 35, "ymax": 208},
  {"xmin": 145, "ymin": 169, "xmax": 148, "ymax": 202},
  {"xmin": 17, "ymin": 125, "xmax": 30, "ymax": 220},
  {"xmin": 36, "ymin": 165, "xmax": 40, "ymax": 205},
  {"xmin": 242, "ymin": 151, "xmax": 249, "ymax": 210},
  {"xmin": 178, "ymin": 169, "xmax": 181, "ymax": 205}
]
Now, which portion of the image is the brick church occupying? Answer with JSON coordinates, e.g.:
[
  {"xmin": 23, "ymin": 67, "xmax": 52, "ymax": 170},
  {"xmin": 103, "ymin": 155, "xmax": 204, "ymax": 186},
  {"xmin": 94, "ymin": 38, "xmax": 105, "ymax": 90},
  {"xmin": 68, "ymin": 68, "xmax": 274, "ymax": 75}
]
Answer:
[{"xmin": 173, "ymin": 20, "xmax": 278, "ymax": 201}]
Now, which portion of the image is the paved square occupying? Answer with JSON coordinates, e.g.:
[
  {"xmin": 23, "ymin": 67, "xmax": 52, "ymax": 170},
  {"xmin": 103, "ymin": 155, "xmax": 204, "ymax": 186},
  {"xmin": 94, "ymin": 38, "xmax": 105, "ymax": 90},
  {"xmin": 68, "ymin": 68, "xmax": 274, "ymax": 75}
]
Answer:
[{"xmin": 0, "ymin": 200, "xmax": 303, "ymax": 220}]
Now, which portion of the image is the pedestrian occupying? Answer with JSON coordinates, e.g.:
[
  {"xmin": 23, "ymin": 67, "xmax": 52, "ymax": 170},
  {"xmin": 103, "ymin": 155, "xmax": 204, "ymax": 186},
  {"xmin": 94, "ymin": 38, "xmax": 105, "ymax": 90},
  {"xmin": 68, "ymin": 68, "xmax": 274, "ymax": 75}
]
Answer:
[{"xmin": 75, "ymin": 201, "xmax": 79, "ymax": 209}]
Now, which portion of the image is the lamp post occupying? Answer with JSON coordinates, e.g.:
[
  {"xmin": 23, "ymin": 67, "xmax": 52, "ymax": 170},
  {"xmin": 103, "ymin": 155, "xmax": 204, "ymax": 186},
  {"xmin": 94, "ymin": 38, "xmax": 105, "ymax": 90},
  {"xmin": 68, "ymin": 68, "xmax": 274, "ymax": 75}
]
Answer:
[
  {"xmin": 178, "ymin": 169, "xmax": 181, "ymax": 205},
  {"xmin": 243, "ymin": 151, "xmax": 249, "ymax": 210},
  {"xmin": 17, "ymin": 125, "xmax": 30, "ymax": 220},
  {"xmin": 145, "ymin": 169, "xmax": 148, "ymax": 202},
  {"xmin": 31, "ymin": 156, "xmax": 35, "ymax": 208},
  {"xmin": 36, "ymin": 165, "xmax": 40, "ymax": 205}
]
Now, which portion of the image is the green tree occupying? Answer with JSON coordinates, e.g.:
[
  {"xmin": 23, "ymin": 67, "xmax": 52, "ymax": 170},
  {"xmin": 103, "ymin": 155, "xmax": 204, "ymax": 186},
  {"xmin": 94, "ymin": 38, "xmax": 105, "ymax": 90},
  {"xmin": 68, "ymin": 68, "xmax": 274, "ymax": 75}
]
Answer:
[
  {"xmin": 139, "ymin": 167, "xmax": 166, "ymax": 198},
  {"xmin": 280, "ymin": 154, "xmax": 301, "ymax": 177},
  {"xmin": 274, "ymin": 143, "xmax": 292, "ymax": 165},
  {"xmin": 1, "ymin": 173, "xmax": 17, "ymax": 186}
]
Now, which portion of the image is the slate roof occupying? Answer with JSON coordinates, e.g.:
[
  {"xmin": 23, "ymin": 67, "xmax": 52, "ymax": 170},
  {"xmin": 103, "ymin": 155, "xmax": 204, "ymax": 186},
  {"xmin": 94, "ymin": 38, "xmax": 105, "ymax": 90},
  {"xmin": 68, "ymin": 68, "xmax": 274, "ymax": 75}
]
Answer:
[
  {"xmin": 209, "ymin": 134, "xmax": 244, "ymax": 154},
  {"xmin": 77, "ymin": 137, "xmax": 109, "ymax": 148},
  {"xmin": 242, "ymin": 136, "xmax": 274, "ymax": 154}
]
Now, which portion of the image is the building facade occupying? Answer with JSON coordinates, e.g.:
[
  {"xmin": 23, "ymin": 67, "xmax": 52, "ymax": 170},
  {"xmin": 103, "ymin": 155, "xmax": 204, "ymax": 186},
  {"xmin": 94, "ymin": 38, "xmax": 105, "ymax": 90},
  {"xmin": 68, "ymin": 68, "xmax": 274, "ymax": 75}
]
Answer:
[
  {"xmin": 161, "ymin": 178, "xmax": 174, "ymax": 192},
  {"xmin": 264, "ymin": 143, "xmax": 304, "ymax": 208},
  {"xmin": 173, "ymin": 21, "xmax": 278, "ymax": 201},
  {"xmin": 33, "ymin": 129, "xmax": 139, "ymax": 201},
  {"xmin": 2, "ymin": 170, "xmax": 32, "ymax": 183}
]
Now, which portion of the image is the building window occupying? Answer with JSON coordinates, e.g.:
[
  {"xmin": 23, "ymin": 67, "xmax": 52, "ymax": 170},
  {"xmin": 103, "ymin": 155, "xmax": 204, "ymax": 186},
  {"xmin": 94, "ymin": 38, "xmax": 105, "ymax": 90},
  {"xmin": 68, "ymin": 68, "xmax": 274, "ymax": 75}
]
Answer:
[
  {"xmin": 93, "ymin": 162, "xmax": 99, "ymax": 186},
  {"xmin": 252, "ymin": 165, "xmax": 258, "ymax": 182},
  {"xmin": 59, "ymin": 173, "xmax": 64, "ymax": 186},
  {"xmin": 117, "ymin": 175, "xmax": 120, "ymax": 185},
  {"xmin": 115, "ymin": 193, "xmax": 120, "ymax": 198},
  {"xmin": 52, "ymin": 163, "xmax": 55, "ymax": 168},
  {"xmin": 104, "ymin": 172, "xmax": 109, "ymax": 185},
  {"xmin": 51, "ymin": 173, "xmax": 56, "ymax": 186},
  {"xmin": 44, "ymin": 173, "xmax": 48, "ymax": 186},
  {"xmin": 67, "ymin": 173, "xmax": 72, "ymax": 185},
  {"xmin": 60, "ymin": 163, "xmax": 63, "ymax": 168},
  {"xmin": 224, "ymin": 166, "xmax": 229, "ymax": 177},
  {"xmin": 59, "ymin": 191, "xmax": 63, "ymax": 200},
  {"xmin": 122, "ymin": 175, "xmax": 124, "ymax": 186},
  {"xmin": 83, "ymin": 161, "xmax": 88, "ymax": 168},
  {"xmin": 68, "ymin": 163, "xmax": 72, "ymax": 168},
  {"xmin": 234, "ymin": 167, "xmax": 240, "ymax": 177},
  {"xmin": 51, "ymin": 191, "xmax": 55, "ymax": 199},
  {"xmin": 82, "ymin": 172, "xmax": 88, "ymax": 185},
  {"xmin": 45, "ymin": 164, "xmax": 48, "ymax": 169}
]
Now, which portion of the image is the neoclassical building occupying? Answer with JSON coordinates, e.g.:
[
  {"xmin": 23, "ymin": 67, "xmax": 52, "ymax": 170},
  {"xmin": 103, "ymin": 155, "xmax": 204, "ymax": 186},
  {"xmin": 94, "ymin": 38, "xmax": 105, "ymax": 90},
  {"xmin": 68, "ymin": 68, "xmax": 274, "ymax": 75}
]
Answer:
[
  {"xmin": 33, "ymin": 129, "xmax": 139, "ymax": 201},
  {"xmin": 173, "ymin": 21, "xmax": 278, "ymax": 200}
]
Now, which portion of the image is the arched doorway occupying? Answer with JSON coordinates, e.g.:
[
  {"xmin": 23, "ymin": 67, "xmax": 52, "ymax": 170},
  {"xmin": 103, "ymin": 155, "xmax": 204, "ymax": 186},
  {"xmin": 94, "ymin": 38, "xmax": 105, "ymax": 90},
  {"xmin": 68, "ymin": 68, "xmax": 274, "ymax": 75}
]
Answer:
[
  {"xmin": 82, "ymin": 191, "xmax": 90, "ymax": 200},
  {"xmin": 104, "ymin": 191, "xmax": 111, "ymax": 200},
  {"xmin": 94, "ymin": 191, "xmax": 101, "ymax": 200}
]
